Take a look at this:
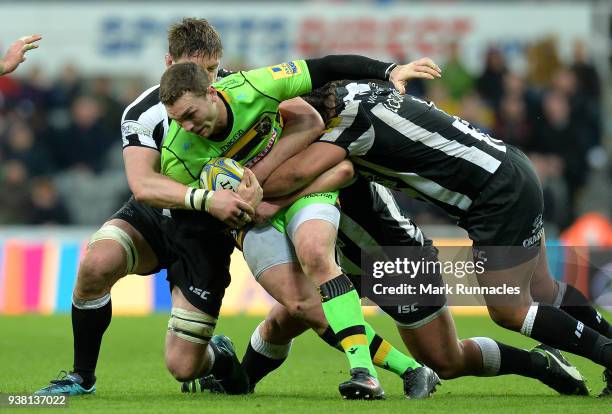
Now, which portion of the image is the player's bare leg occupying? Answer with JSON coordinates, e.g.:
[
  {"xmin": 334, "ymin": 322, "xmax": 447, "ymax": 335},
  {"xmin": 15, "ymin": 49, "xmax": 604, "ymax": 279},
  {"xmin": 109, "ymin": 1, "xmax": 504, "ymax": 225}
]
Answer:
[
  {"xmin": 256, "ymin": 264, "xmax": 428, "ymax": 388},
  {"xmin": 236, "ymin": 222, "xmax": 434, "ymax": 398},
  {"xmin": 167, "ymin": 287, "xmax": 248, "ymax": 394},
  {"xmin": 531, "ymin": 235, "xmax": 612, "ymax": 338},
  {"xmin": 397, "ymin": 308, "xmax": 587, "ymax": 395},
  {"xmin": 529, "ymin": 235, "xmax": 612, "ymax": 395},
  {"xmin": 292, "ymin": 218, "xmax": 383, "ymax": 399},
  {"xmin": 478, "ymin": 249, "xmax": 612, "ymax": 381},
  {"xmin": 239, "ymin": 304, "xmax": 309, "ymax": 392},
  {"xmin": 36, "ymin": 218, "xmax": 158, "ymax": 396},
  {"xmin": 257, "ymin": 262, "xmax": 330, "ymax": 334}
]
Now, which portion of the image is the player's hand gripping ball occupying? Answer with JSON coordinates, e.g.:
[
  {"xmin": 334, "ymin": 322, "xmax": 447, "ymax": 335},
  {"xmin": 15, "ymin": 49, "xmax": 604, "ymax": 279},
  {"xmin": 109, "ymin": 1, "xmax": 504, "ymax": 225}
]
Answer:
[{"xmin": 200, "ymin": 157, "xmax": 244, "ymax": 191}]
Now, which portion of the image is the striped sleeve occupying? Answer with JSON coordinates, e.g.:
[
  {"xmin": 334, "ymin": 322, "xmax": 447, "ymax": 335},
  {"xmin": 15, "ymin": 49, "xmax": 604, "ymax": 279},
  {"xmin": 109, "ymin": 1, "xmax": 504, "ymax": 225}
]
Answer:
[{"xmin": 120, "ymin": 84, "xmax": 169, "ymax": 151}]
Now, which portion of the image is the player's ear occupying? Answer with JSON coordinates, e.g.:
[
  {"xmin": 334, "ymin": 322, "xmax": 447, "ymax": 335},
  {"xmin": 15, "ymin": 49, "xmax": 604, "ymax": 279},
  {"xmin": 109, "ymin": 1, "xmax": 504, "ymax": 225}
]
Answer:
[
  {"xmin": 207, "ymin": 86, "xmax": 218, "ymax": 98},
  {"xmin": 165, "ymin": 54, "xmax": 174, "ymax": 68}
]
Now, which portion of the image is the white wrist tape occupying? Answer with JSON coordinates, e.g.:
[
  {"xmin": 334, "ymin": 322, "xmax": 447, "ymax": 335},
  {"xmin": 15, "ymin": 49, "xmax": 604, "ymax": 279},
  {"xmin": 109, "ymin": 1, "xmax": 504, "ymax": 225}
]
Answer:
[
  {"xmin": 204, "ymin": 190, "xmax": 215, "ymax": 212},
  {"xmin": 184, "ymin": 188, "xmax": 207, "ymax": 210}
]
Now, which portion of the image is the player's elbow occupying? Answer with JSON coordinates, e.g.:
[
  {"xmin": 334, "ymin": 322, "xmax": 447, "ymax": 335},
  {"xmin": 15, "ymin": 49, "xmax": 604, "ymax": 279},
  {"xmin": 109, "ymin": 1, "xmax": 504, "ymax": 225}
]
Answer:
[
  {"xmin": 131, "ymin": 186, "xmax": 148, "ymax": 203},
  {"xmin": 336, "ymin": 160, "xmax": 355, "ymax": 184},
  {"xmin": 131, "ymin": 183, "xmax": 154, "ymax": 205},
  {"xmin": 304, "ymin": 113, "xmax": 325, "ymax": 137}
]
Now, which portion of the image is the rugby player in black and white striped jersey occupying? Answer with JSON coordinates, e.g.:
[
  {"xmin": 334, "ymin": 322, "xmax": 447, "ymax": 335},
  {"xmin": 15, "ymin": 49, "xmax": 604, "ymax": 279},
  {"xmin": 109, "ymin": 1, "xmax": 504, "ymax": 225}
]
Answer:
[
  {"xmin": 258, "ymin": 78, "xmax": 612, "ymax": 395},
  {"xmin": 228, "ymin": 175, "xmax": 588, "ymax": 396},
  {"xmin": 35, "ymin": 17, "xmax": 327, "ymax": 396}
]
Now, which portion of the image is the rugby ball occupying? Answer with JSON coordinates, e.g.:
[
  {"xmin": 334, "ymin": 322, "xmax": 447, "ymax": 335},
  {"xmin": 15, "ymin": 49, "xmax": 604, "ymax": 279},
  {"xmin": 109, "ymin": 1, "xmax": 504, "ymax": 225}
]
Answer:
[{"xmin": 200, "ymin": 157, "xmax": 244, "ymax": 191}]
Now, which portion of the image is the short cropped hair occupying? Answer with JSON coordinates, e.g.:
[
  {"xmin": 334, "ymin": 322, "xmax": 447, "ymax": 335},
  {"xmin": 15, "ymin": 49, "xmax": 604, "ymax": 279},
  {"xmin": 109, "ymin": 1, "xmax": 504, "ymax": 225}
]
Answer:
[
  {"xmin": 167, "ymin": 18, "xmax": 223, "ymax": 60},
  {"xmin": 159, "ymin": 62, "xmax": 213, "ymax": 106}
]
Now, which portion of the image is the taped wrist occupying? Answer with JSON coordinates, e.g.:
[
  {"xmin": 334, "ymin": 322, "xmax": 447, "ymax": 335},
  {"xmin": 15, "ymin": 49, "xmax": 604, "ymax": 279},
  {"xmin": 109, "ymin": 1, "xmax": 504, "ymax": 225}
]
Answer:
[
  {"xmin": 184, "ymin": 188, "xmax": 207, "ymax": 210},
  {"xmin": 204, "ymin": 190, "xmax": 215, "ymax": 213},
  {"xmin": 384, "ymin": 63, "xmax": 398, "ymax": 80}
]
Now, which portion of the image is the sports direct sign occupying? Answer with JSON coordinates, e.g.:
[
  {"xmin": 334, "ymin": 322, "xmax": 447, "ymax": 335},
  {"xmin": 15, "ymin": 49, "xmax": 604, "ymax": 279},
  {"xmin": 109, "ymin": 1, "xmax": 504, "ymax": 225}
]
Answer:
[{"xmin": 0, "ymin": 2, "xmax": 592, "ymax": 80}]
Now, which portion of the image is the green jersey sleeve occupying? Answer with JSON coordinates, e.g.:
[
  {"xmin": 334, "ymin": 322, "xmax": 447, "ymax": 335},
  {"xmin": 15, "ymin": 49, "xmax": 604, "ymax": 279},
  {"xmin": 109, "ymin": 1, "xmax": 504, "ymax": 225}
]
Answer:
[{"xmin": 241, "ymin": 60, "xmax": 312, "ymax": 102}]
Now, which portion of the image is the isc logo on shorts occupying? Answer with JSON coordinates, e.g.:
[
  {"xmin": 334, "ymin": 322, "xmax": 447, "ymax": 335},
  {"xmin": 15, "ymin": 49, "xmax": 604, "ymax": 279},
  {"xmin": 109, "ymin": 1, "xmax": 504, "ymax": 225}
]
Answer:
[
  {"xmin": 267, "ymin": 61, "xmax": 301, "ymax": 80},
  {"xmin": 397, "ymin": 304, "xmax": 419, "ymax": 313},
  {"xmin": 189, "ymin": 286, "xmax": 210, "ymax": 301}
]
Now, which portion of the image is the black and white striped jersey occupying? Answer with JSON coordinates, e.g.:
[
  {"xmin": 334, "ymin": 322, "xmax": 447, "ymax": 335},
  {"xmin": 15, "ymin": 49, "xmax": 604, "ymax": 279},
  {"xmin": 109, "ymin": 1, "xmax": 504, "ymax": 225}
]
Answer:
[
  {"xmin": 337, "ymin": 176, "xmax": 432, "ymax": 275},
  {"xmin": 121, "ymin": 84, "xmax": 167, "ymax": 151},
  {"xmin": 319, "ymin": 81, "xmax": 508, "ymax": 219},
  {"xmin": 120, "ymin": 68, "xmax": 234, "ymax": 151}
]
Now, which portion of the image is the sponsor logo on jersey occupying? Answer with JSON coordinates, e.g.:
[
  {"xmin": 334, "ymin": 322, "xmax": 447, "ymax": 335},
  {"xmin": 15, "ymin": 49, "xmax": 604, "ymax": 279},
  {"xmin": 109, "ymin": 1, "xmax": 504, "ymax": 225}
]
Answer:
[
  {"xmin": 121, "ymin": 121, "xmax": 152, "ymax": 137},
  {"xmin": 267, "ymin": 61, "xmax": 301, "ymax": 80},
  {"xmin": 225, "ymin": 115, "xmax": 275, "ymax": 161},
  {"xmin": 303, "ymin": 192, "xmax": 334, "ymax": 200},
  {"xmin": 245, "ymin": 130, "xmax": 277, "ymax": 168}
]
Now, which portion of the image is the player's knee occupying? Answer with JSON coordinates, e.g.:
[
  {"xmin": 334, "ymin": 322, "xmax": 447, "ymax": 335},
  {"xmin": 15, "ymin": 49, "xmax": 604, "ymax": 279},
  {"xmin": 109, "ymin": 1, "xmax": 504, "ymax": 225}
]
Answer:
[
  {"xmin": 296, "ymin": 241, "xmax": 335, "ymax": 277},
  {"xmin": 284, "ymin": 299, "xmax": 309, "ymax": 321},
  {"xmin": 488, "ymin": 307, "xmax": 524, "ymax": 331},
  {"xmin": 414, "ymin": 350, "xmax": 462, "ymax": 379},
  {"xmin": 165, "ymin": 353, "xmax": 202, "ymax": 382},
  {"xmin": 76, "ymin": 252, "xmax": 122, "ymax": 297}
]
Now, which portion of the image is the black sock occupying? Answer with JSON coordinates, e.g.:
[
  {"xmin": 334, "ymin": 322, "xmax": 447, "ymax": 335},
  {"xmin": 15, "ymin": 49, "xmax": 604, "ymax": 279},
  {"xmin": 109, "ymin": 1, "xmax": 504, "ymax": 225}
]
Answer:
[
  {"xmin": 559, "ymin": 284, "xmax": 612, "ymax": 339},
  {"xmin": 72, "ymin": 297, "xmax": 112, "ymax": 388},
  {"xmin": 528, "ymin": 304, "xmax": 612, "ymax": 368},
  {"xmin": 241, "ymin": 342, "xmax": 286, "ymax": 389},
  {"xmin": 496, "ymin": 341, "xmax": 548, "ymax": 379}
]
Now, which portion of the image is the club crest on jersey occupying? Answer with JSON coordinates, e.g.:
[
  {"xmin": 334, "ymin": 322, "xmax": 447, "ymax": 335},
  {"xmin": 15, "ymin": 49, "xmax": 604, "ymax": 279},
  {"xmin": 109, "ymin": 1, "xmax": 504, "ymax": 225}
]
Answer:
[{"xmin": 267, "ymin": 61, "xmax": 301, "ymax": 80}]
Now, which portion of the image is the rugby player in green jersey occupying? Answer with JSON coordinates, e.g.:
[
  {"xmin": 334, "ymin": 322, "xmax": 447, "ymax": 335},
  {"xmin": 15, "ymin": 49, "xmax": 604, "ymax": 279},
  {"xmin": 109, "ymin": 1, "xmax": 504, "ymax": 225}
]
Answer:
[{"xmin": 159, "ymin": 56, "xmax": 441, "ymax": 399}]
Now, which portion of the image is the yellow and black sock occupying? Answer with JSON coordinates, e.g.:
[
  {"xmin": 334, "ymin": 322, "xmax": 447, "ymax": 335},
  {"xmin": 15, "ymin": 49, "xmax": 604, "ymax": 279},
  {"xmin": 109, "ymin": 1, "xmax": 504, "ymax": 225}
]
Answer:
[
  {"xmin": 365, "ymin": 322, "xmax": 421, "ymax": 376},
  {"xmin": 319, "ymin": 274, "xmax": 376, "ymax": 377},
  {"xmin": 318, "ymin": 323, "xmax": 421, "ymax": 377}
]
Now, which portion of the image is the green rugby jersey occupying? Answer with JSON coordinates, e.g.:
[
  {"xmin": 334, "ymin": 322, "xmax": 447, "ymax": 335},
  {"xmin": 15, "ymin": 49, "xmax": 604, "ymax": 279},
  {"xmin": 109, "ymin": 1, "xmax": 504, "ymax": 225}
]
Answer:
[{"xmin": 161, "ymin": 60, "xmax": 312, "ymax": 187}]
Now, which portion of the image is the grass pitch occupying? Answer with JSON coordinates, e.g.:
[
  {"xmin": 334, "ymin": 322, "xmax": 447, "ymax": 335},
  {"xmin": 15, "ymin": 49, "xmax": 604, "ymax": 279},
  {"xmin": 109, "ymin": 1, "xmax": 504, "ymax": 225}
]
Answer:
[{"xmin": 1, "ymin": 313, "xmax": 610, "ymax": 413}]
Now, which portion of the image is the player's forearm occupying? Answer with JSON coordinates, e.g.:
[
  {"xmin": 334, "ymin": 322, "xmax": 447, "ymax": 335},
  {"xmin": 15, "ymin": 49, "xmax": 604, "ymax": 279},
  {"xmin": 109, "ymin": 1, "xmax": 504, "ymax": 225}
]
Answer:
[
  {"xmin": 305, "ymin": 55, "xmax": 396, "ymax": 89},
  {"xmin": 252, "ymin": 101, "xmax": 324, "ymax": 183},
  {"xmin": 262, "ymin": 160, "xmax": 313, "ymax": 198},
  {"xmin": 263, "ymin": 142, "xmax": 347, "ymax": 197},
  {"xmin": 129, "ymin": 172, "xmax": 193, "ymax": 209},
  {"xmin": 268, "ymin": 160, "xmax": 354, "ymax": 208}
]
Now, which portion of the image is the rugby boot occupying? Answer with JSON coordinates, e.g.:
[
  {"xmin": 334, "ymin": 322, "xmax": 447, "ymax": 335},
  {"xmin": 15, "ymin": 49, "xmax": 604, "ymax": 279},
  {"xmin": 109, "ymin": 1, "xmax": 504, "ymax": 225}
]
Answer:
[
  {"xmin": 531, "ymin": 344, "xmax": 589, "ymax": 395},
  {"xmin": 208, "ymin": 335, "xmax": 250, "ymax": 394},
  {"xmin": 338, "ymin": 368, "xmax": 385, "ymax": 400},
  {"xmin": 402, "ymin": 365, "xmax": 441, "ymax": 399},
  {"xmin": 182, "ymin": 375, "xmax": 226, "ymax": 393},
  {"xmin": 35, "ymin": 371, "xmax": 96, "ymax": 396}
]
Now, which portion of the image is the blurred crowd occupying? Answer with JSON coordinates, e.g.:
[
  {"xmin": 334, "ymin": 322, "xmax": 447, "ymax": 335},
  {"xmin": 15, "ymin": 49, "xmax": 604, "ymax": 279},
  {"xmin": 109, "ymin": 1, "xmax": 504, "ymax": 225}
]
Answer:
[
  {"xmin": 0, "ymin": 66, "xmax": 146, "ymax": 225},
  {"xmin": 398, "ymin": 37, "xmax": 606, "ymax": 235},
  {"xmin": 0, "ymin": 37, "xmax": 607, "ymax": 234}
]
